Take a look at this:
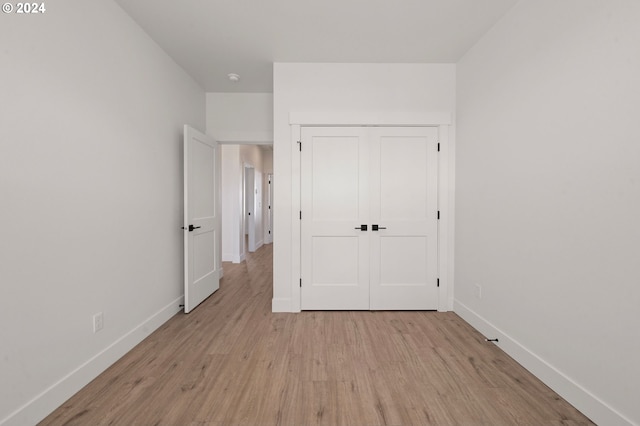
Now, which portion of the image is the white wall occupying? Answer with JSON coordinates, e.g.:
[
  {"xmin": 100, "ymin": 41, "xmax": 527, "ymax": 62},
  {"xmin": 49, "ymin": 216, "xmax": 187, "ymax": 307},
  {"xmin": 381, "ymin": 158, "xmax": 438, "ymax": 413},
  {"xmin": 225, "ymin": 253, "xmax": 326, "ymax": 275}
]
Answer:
[
  {"xmin": 273, "ymin": 63, "xmax": 456, "ymax": 312},
  {"xmin": 0, "ymin": 1, "xmax": 205, "ymax": 424},
  {"xmin": 206, "ymin": 93, "xmax": 273, "ymax": 143},
  {"xmin": 221, "ymin": 145, "xmax": 242, "ymax": 262},
  {"xmin": 455, "ymin": 1, "xmax": 640, "ymax": 425}
]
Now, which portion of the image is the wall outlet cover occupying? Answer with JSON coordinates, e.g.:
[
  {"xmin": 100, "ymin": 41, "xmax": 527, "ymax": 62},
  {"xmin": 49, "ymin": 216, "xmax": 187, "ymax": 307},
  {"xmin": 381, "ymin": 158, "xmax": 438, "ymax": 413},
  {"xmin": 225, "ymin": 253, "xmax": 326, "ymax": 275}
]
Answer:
[{"xmin": 93, "ymin": 312, "xmax": 104, "ymax": 333}]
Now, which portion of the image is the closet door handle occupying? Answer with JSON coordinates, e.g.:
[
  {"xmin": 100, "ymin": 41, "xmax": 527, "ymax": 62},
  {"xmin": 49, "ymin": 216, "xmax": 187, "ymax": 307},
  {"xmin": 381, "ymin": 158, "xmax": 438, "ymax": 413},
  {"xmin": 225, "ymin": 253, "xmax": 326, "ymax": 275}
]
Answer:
[
  {"xmin": 355, "ymin": 225, "xmax": 368, "ymax": 231},
  {"xmin": 372, "ymin": 225, "xmax": 386, "ymax": 231},
  {"xmin": 182, "ymin": 225, "xmax": 201, "ymax": 232}
]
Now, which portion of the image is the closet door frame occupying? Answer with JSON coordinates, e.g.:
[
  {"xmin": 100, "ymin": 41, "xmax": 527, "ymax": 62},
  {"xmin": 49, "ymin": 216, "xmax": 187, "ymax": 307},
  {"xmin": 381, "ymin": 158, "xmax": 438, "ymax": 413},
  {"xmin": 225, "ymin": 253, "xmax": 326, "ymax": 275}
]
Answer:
[{"xmin": 289, "ymin": 111, "xmax": 454, "ymax": 313}]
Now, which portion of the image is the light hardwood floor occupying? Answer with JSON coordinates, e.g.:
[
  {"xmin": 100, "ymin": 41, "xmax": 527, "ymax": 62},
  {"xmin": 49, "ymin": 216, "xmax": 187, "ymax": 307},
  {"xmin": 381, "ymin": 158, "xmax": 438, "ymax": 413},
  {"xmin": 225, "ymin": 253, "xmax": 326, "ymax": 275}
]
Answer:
[{"xmin": 42, "ymin": 243, "xmax": 594, "ymax": 425}]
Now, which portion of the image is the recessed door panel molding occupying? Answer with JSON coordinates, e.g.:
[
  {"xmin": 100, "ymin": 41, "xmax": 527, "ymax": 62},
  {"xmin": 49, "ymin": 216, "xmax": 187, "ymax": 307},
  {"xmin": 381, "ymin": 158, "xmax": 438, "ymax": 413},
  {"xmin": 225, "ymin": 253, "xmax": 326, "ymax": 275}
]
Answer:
[
  {"xmin": 311, "ymin": 236, "xmax": 359, "ymax": 285},
  {"xmin": 193, "ymin": 231, "xmax": 217, "ymax": 280},
  {"xmin": 379, "ymin": 236, "xmax": 429, "ymax": 286},
  {"xmin": 192, "ymin": 139, "xmax": 216, "ymax": 219},
  {"xmin": 311, "ymin": 136, "xmax": 360, "ymax": 221},
  {"xmin": 300, "ymin": 126, "xmax": 439, "ymax": 311},
  {"xmin": 379, "ymin": 136, "xmax": 430, "ymax": 221}
]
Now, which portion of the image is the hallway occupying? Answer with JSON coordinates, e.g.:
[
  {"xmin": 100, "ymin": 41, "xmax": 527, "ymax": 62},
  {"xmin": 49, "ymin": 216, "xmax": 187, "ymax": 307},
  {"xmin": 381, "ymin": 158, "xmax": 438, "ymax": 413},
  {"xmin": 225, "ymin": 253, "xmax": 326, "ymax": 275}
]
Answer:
[{"xmin": 42, "ymin": 243, "xmax": 592, "ymax": 425}]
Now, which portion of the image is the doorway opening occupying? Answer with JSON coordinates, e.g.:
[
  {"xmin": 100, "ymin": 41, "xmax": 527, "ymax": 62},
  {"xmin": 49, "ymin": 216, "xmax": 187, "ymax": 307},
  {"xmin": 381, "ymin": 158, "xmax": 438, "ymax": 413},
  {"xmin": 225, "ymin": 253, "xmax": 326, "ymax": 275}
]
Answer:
[{"xmin": 220, "ymin": 143, "xmax": 273, "ymax": 266}]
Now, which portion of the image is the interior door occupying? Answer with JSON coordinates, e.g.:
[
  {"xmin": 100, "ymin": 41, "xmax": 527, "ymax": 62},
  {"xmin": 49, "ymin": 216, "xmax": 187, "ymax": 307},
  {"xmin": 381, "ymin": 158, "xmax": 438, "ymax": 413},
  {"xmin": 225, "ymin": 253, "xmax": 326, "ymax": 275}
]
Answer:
[
  {"xmin": 300, "ymin": 127, "xmax": 370, "ymax": 310},
  {"xmin": 369, "ymin": 127, "xmax": 439, "ymax": 309},
  {"xmin": 245, "ymin": 167, "xmax": 256, "ymax": 252},
  {"xmin": 300, "ymin": 126, "xmax": 439, "ymax": 310},
  {"xmin": 184, "ymin": 125, "xmax": 221, "ymax": 313}
]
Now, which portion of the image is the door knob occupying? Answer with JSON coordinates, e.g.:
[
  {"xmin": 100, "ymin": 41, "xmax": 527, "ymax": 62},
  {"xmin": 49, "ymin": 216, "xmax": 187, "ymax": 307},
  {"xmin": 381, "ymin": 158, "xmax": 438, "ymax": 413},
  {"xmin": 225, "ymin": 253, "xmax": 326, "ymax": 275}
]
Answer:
[
  {"xmin": 372, "ymin": 225, "xmax": 387, "ymax": 231},
  {"xmin": 182, "ymin": 225, "xmax": 201, "ymax": 232},
  {"xmin": 354, "ymin": 224, "xmax": 368, "ymax": 231}
]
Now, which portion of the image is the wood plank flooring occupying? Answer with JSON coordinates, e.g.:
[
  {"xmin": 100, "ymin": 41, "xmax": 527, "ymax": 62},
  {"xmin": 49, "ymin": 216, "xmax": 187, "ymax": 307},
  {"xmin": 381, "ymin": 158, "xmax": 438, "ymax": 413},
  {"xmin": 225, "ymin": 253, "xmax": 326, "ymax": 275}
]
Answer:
[{"xmin": 41, "ymin": 243, "xmax": 594, "ymax": 425}]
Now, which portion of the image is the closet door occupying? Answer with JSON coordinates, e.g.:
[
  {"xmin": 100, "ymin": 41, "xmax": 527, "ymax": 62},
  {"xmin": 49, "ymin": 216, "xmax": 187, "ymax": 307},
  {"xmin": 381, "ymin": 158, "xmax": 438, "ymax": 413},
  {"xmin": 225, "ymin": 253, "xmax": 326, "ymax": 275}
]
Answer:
[
  {"xmin": 369, "ymin": 127, "xmax": 439, "ymax": 310},
  {"xmin": 300, "ymin": 126, "xmax": 439, "ymax": 310},
  {"xmin": 300, "ymin": 127, "xmax": 370, "ymax": 310}
]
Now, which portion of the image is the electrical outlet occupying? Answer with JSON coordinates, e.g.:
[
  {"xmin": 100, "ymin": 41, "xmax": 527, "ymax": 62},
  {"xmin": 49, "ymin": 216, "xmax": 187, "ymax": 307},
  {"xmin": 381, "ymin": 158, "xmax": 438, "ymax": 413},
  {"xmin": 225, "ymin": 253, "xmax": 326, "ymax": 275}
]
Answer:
[
  {"xmin": 474, "ymin": 284, "xmax": 482, "ymax": 299},
  {"xmin": 93, "ymin": 312, "xmax": 104, "ymax": 333}
]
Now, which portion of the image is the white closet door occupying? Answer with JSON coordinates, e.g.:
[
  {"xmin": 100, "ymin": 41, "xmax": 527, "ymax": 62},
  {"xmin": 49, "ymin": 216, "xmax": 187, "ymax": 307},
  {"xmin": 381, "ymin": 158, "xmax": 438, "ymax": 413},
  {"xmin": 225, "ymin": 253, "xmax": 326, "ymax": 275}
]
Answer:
[
  {"xmin": 369, "ymin": 127, "xmax": 439, "ymax": 310},
  {"xmin": 300, "ymin": 126, "xmax": 439, "ymax": 310},
  {"xmin": 300, "ymin": 127, "xmax": 370, "ymax": 310}
]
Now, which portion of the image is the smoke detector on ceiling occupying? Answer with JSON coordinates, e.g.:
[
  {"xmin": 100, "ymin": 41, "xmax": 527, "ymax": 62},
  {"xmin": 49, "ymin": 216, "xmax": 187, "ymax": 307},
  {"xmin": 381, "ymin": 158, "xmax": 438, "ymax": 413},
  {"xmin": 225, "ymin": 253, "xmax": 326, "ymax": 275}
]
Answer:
[{"xmin": 228, "ymin": 73, "xmax": 240, "ymax": 82}]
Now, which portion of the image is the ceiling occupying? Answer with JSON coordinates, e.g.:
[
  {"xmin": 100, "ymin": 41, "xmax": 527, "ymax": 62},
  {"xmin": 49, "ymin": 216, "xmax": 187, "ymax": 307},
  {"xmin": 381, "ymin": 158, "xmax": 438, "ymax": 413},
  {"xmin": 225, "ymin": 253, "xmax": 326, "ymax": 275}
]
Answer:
[{"xmin": 114, "ymin": 0, "xmax": 518, "ymax": 93}]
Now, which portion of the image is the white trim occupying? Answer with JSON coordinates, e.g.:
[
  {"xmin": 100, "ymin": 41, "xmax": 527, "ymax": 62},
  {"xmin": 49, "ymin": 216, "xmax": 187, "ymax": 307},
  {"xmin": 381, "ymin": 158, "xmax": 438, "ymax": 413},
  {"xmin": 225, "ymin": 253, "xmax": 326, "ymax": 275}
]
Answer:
[
  {"xmin": 446, "ymin": 124, "xmax": 456, "ymax": 310},
  {"xmin": 289, "ymin": 113, "xmax": 453, "ymax": 312},
  {"xmin": 290, "ymin": 124, "xmax": 302, "ymax": 312},
  {"xmin": 0, "ymin": 297, "xmax": 183, "ymax": 426},
  {"xmin": 454, "ymin": 300, "xmax": 635, "ymax": 426},
  {"xmin": 271, "ymin": 298, "xmax": 292, "ymax": 313},
  {"xmin": 226, "ymin": 252, "xmax": 243, "ymax": 264},
  {"xmin": 211, "ymin": 130, "xmax": 273, "ymax": 144},
  {"xmin": 437, "ymin": 125, "xmax": 455, "ymax": 311},
  {"xmin": 290, "ymin": 111, "xmax": 452, "ymax": 126},
  {"xmin": 265, "ymin": 173, "xmax": 274, "ymax": 245}
]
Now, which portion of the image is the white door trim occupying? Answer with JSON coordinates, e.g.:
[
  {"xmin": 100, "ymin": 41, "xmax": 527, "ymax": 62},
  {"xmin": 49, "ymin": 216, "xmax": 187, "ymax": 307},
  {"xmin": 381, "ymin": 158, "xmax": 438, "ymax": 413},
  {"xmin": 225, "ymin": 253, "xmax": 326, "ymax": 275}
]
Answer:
[
  {"xmin": 266, "ymin": 173, "xmax": 273, "ymax": 244},
  {"xmin": 289, "ymin": 111, "xmax": 452, "ymax": 126},
  {"xmin": 290, "ymin": 112, "xmax": 454, "ymax": 313}
]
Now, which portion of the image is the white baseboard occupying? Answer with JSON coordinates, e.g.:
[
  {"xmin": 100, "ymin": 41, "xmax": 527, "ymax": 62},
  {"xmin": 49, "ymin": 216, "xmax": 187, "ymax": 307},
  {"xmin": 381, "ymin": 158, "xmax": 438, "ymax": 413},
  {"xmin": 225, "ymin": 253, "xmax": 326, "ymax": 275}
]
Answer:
[
  {"xmin": 454, "ymin": 300, "xmax": 634, "ymax": 426},
  {"xmin": 222, "ymin": 252, "xmax": 234, "ymax": 262},
  {"xmin": 1, "ymin": 297, "xmax": 183, "ymax": 426},
  {"xmin": 255, "ymin": 240, "xmax": 263, "ymax": 250},
  {"xmin": 271, "ymin": 297, "xmax": 291, "ymax": 312}
]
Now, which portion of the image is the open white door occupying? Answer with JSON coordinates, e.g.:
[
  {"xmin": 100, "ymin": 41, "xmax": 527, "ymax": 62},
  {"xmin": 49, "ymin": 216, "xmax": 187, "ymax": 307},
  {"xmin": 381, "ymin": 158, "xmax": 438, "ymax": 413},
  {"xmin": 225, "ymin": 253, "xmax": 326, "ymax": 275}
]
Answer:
[{"xmin": 184, "ymin": 125, "xmax": 221, "ymax": 313}]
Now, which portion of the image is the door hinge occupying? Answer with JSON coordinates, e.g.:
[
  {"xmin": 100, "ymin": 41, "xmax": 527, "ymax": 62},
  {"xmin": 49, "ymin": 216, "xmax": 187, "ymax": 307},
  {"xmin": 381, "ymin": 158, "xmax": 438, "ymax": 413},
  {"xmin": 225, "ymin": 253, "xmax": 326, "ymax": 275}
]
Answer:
[
  {"xmin": 437, "ymin": 278, "xmax": 440, "ymax": 287},
  {"xmin": 269, "ymin": 230, "xmax": 271, "ymax": 234},
  {"xmin": 300, "ymin": 278, "xmax": 302, "ymax": 287},
  {"xmin": 268, "ymin": 205, "xmax": 271, "ymax": 209},
  {"xmin": 299, "ymin": 211, "xmax": 302, "ymax": 220},
  {"xmin": 297, "ymin": 141, "xmax": 302, "ymax": 151},
  {"xmin": 437, "ymin": 142, "xmax": 440, "ymax": 152},
  {"xmin": 437, "ymin": 210, "xmax": 440, "ymax": 220}
]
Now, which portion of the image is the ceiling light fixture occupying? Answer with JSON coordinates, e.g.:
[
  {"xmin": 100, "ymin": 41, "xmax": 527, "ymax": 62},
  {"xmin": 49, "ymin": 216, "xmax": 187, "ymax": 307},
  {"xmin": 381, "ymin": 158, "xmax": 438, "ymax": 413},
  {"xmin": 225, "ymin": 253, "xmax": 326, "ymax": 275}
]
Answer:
[{"xmin": 228, "ymin": 73, "xmax": 240, "ymax": 82}]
